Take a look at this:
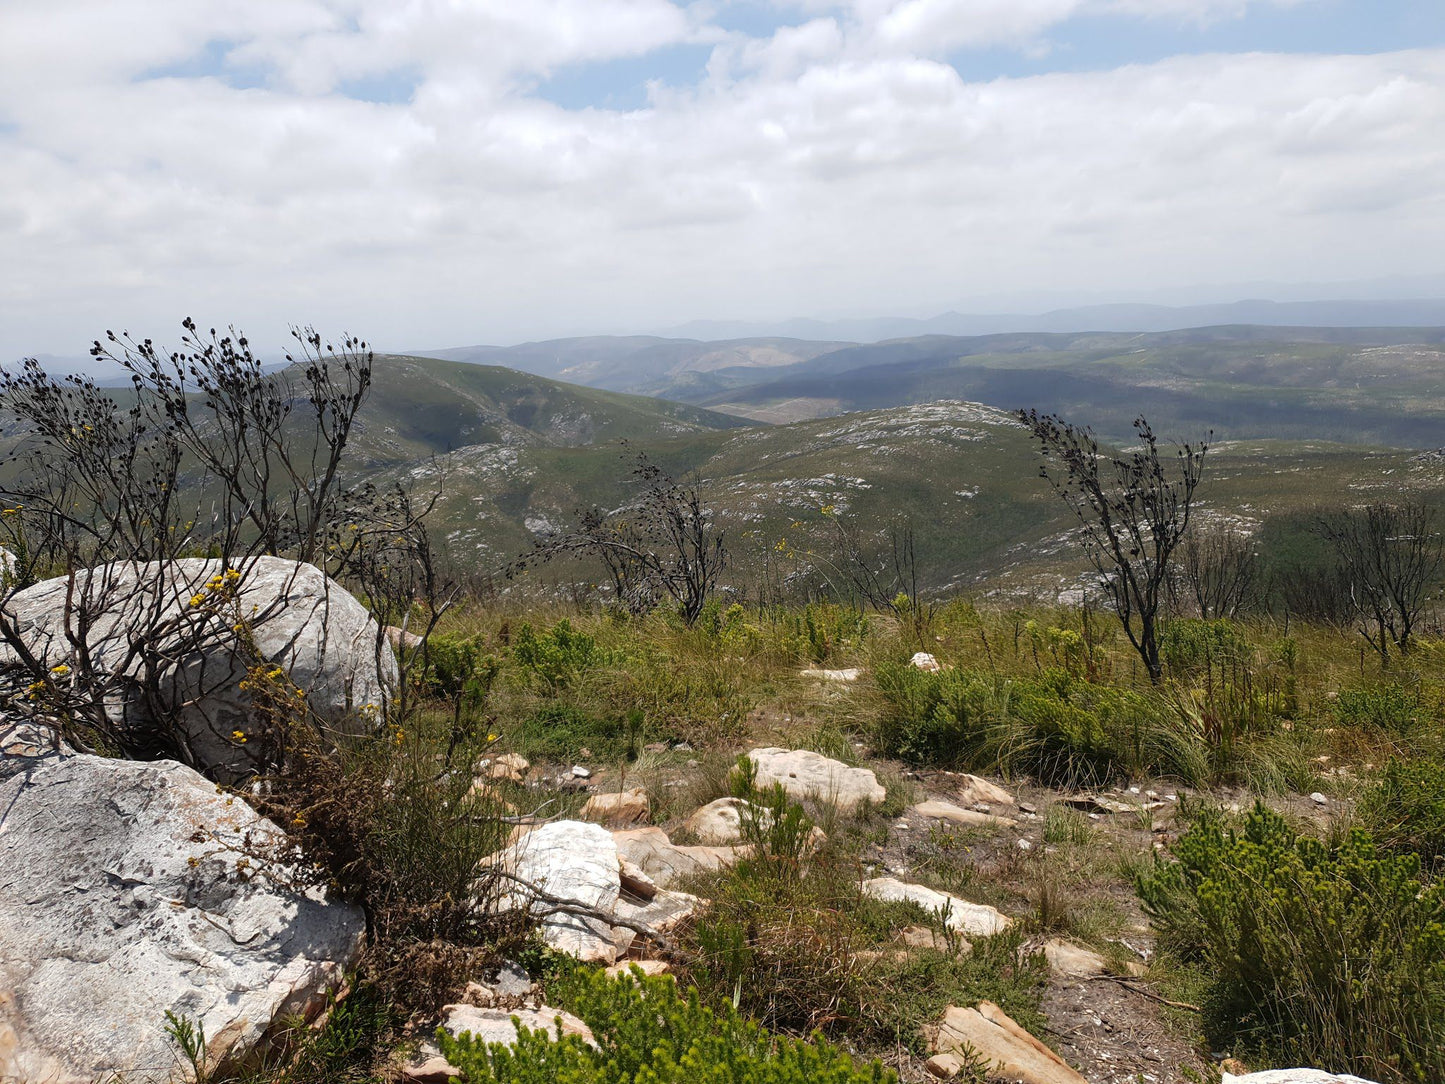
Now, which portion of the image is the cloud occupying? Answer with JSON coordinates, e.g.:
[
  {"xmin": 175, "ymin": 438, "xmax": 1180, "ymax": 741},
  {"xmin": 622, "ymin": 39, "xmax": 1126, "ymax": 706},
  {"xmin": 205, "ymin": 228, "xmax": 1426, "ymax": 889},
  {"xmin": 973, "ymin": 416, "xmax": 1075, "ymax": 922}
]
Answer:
[{"xmin": 0, "ymin": 1, "xmax": 1441, "ymax": 359}]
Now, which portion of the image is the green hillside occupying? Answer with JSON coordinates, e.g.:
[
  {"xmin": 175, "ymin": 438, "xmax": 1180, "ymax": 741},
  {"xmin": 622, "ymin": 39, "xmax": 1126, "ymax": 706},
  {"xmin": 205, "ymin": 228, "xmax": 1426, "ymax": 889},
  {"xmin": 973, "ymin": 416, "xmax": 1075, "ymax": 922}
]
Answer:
[
  {"xmin": 688, "ymin": 331, "xmax": 1445, "ymax": 446},
  {"xmin": 346, "ymin": 354, "xmax": 750, "ymax": 467},
  {"xmin": 376, "ymin": 394, "xmax": 1445, "ymax": 594}
]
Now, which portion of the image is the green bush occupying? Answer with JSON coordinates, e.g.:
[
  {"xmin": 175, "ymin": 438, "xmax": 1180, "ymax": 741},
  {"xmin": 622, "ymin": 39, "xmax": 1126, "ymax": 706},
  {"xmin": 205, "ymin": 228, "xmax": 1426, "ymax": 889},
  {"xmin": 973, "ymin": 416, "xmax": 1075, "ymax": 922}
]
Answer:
[
  {"xmin": 436, "ymin": 968, "xmax": 896, "ymax": 1084},
  {"xmin": 776, "ymin": 604, "xmax": 870, "ymax": 665},
  {"xmin": 512, "ymin": 619, "xmax": 610, "ymax": 691},
  {"xmin": 1333, "ymin": 682, "xmax": 1419, "ymax": 735},
  {"xmin": 874, "ymin": 663, "xmax": 1166, "ymax": 786},
  {"xmin": 1136, "ymin": 803, "xmax": 1445, "ymax": 1082},
  {"xmin": 1360, "ymin": 755, "xmax": 1445, "ymax": 863},
  {"xmin": 1159, "ymin": 619, "xmax": 1253, "ymax": 676}
]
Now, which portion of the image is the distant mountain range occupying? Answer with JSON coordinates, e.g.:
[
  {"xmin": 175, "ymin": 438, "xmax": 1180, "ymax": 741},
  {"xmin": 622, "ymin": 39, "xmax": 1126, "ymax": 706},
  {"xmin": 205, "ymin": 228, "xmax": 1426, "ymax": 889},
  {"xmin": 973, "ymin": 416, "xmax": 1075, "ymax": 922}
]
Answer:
[{"xmin": 653, "ymin": 298, "xmax": 1445, "ymax": 343}]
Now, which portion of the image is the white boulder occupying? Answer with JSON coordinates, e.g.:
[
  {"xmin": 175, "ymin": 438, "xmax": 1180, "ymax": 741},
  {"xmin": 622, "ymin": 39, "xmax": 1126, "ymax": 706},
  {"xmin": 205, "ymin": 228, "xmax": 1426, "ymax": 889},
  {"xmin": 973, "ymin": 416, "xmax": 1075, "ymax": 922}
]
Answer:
[
  {"xmin": 682, "ymin": 796, "xmax": 772, "ymax": 845},
  {"xmin": 863, "ymin": 877, "xmax": 1013, "ymax": 937},
  {"xmin": 0, "ymin": 557, "xmax": 395, "ymax": 780},
  {"xmin": 0, "ymin": 748, "xmax": 363, "ymax": 1084},
  {"xmin": 745, "ymin": 747, "xmax": 886, "ymax": 813},
  {"xmin": 492, "ymin": 820, "xmax": 621, "ymax": 962}
]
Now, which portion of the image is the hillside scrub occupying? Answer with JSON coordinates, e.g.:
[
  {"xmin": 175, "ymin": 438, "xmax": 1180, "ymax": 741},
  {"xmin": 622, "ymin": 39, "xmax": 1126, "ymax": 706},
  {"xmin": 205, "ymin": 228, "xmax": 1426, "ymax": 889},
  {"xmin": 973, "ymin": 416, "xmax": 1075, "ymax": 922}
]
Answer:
[{"xmin": 1136, "ymin": 803, "xmax": 1445, "ymax": 1082}]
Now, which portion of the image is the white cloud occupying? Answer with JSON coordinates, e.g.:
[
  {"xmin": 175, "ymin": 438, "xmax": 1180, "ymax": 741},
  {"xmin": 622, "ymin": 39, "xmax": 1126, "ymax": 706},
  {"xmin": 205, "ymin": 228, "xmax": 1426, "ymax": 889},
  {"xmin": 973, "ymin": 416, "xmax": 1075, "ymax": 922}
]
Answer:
[{"xmin": 0, "ymin": 1, "xmax": 1441, "ymax": 360}]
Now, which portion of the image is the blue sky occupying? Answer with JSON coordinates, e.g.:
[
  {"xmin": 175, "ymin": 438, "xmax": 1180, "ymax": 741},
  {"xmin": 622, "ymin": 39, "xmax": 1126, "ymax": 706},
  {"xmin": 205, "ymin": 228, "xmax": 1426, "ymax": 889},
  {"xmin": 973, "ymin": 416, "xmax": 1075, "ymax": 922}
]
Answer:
[
  {"xmin": 535, "ymin": 1, "xmax": 1445, "ymax": 111},
  {"xmin": 3, "ymin": 0, "xmax": 1445, "ymax": 358}
]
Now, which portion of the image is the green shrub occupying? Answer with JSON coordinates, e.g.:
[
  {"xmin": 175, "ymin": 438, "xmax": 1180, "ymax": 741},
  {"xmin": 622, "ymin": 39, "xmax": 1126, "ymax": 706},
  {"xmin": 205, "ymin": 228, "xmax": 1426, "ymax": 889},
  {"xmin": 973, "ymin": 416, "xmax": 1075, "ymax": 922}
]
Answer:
[
  {"xmin": 436, "ymin": 968, "xmax": 896, "ymax": 1084},
  {"xmin": 1360, "ymin": 755, "xmax": 1445, "ymax": 863},
  {"xmin": 874, "ymin": 663, "xmax": 1168, "ymax": 786},
  {"xmin": 1159, "ymin": 619, "xmax": 1253, "ymax": 676},
  {"xmin": 776, "ymin": 604, "xmax": 870, "ymax": 665},
  {"xmin": 1136, "ymin": 803, "xmax": 1445, "ymax": 1081},
  {"xmin": 512, "ymin": 619, "xmax": 609, "ymax": 690},
  {"xmin": 1333, "ymin": 682, "xmax": 1419, "ymax": 735}
]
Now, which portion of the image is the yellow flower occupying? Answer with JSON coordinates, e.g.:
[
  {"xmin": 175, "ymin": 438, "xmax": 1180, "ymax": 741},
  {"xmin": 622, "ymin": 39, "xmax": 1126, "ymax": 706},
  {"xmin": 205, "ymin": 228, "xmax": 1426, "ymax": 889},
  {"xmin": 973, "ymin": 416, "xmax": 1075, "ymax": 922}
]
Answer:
[
  {"xmin": 487, "ymin": 732, "xmax": 499, "ymax": 743},
  {"xmin": 232, "ymin": 730, "xmax": 245, "ymax": 740},
  {"xmin": 49, "ymin": 663, "xmax": 69, "ymax": 674},
  {"xmin": 188, "ymin": 593, "xmax": 207, "ymax": 607}
]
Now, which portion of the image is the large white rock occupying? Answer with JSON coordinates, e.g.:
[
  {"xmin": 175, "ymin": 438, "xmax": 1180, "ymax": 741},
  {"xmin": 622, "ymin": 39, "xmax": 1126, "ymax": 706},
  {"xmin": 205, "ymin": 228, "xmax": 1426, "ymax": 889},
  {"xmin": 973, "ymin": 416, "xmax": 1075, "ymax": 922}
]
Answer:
[
  {"xmin": 929, "ymin": 1002, "xmax": 1086, "ymax": 1084},
  {"xmin": 955, "ymin": 773, "xmax": 1015, "ymax": 808},
  {"xmin": 493, "ymin": 820, "xmax": 621, "ymax": 962},
  {"xmin": 1223, "ymin": 1073, "xmax": 1380, "ymax": 1084},
  {"xmin": 862, "ymin": 877, "xmax": 1013, "ymax": 937},
  {"xmin": 0, "ymin": 748, "xmax": 363, "ymax": 1084},
  {"xmin": 745, "ymin": 747, "xmax": 886, "ymax": 813},
  {"xmin": 1, "ymin": 557, "xmax": 395, "ymax": 780},
  {"xmin": 911, "ymin": 800, "xmax": 1017, "ymax": 829},
  {"xmin": 682, "ymin": 796, "xmax": 772, "ymax": 845},
  {"xmin": 611, "ymin": 827, "xmax": 744, "ymax": 889}
]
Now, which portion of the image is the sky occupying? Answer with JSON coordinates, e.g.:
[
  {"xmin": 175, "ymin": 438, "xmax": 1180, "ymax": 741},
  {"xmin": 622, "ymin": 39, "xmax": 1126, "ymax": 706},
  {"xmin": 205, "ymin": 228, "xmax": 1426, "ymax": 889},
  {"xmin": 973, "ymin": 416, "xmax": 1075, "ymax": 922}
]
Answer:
[{"xmin": 3, "ymin": 0, "xmax": 1445, "ymax": 360}]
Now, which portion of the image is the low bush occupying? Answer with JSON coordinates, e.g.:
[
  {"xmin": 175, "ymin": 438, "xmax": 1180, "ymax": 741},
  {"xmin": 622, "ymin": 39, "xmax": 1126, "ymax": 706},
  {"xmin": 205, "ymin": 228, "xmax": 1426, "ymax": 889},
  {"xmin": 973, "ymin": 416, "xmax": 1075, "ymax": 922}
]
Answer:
[
  {"xmin": 511, "ymin": 618, "xmax": 611, "ymax": 691},
  {"xmin": 873, "ymin": 663, "xmax": 1171, "ymax": 787},
  {"xmin": 1136, "ymin": 803, "xmax": 1445, "ymax": 1082},
  {"xmin": 1359, "ymin": 755, "xmax": 1445, "ymax": 864},
  {"xmin": 436, "ymin": 968, "xmax": 896, "ymax": 1084},
  {"xmin": 1333, "ymin": 682, "xmax": 1419, "ymax": 735}
]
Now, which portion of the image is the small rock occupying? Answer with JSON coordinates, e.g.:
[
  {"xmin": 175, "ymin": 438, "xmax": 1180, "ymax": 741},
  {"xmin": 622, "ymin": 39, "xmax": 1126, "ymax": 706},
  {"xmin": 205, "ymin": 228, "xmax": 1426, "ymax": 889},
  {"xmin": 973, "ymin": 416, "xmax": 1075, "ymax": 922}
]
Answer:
[
  {"xmin": 581, "ymin": 787, "xmax": 649, "ymax": 826},
  {"xmin": 1042, "ymin": 939, "xmax": 1109, "ymax": 978},
  {"xmin": 572, "ymin": 765, "xmax": 592, "ymax": 779},
  {"xmin": 925, "ymin": 1051, "xmax": 964, "ymax": 1079},
  {"xmin": 478, "ymin": 752, "xmax": 530, "ymax": 784},
  {"xmin": 605, "ymin": 959, "xmax": 671, "ymax": 979},
  {"xmin": 617, "ymin": 855, "xmax": 658, "ymax": 901},
  {"xmin": 1016, "ymin": 838, "xmax": 1033, "ymax": 851},
  {"xmin": 1310, "ymin": 792, "xmax": 1328, "ymax": 806},
  {"xmin": 910, "ymin": 651, "xmax": 942, "ymax": 672},
  {"xmin": 799, "ymin": 667, "xmax": 862, "ymax": 682},
  {"xmin": 895, "ymin": 820, "xmax": 911, "ymax": 830},
  {"xmin": 956, "ymin": 773, "xmax": 1015, "ymax": 806},
  {"xmin": 1065, "ymin": 794, "xmax": 1137, "ymax": 815},
  {"xmin": 1018, "ymin": 801, "xmax": 1038, "ymax": 814},
  {"xmin": 930, "ymin": 1001, "xmax": 1087, "ymax": 1084},
  {"xmin": 911, "ymin": 799, "xmax": 1018, "ymax": 829}
]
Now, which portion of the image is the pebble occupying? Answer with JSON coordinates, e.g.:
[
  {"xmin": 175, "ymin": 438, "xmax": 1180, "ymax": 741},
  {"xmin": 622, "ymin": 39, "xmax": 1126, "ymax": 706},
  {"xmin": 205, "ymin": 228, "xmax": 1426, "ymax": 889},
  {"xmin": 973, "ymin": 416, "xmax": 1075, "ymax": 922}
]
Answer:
[
  {"xmin": 571, "ymin": 765, "xmax": 591, "ymax": 779},
  {"xmin": 1311, "ymin": 791, "xmax": 1328, "ymax": 806},
  {"xmin": 1016, "ymin": 838, "xmax": 1032, "ymax": 851},
  {"xmin": 1018, "ymin": 802, "xmax": 1038, "ymax": 814}
]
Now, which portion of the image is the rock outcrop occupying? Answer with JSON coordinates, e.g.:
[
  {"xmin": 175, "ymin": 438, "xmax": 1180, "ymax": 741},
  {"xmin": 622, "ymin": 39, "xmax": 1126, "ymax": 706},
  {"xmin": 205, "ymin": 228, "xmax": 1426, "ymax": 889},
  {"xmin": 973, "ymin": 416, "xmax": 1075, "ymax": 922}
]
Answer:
[
  {"xmin": 745, "ymin": 747, "xmax": 886, "ymax": 812},
  {"xmin": 0, "ymin": 557, "xmax": 394, "ymax": 780},
  {"xmin": 493, "ymin": 821, "xmax": 621, "ymax": 963},
  {"xmin": 929, "ymin": 1002, "xmax": 1087, "ymax": 1084},
  {"xmin": 911, "ymin": 799, "xmax": 1018, "ymax": 828},
  {"xmin": 581, "ymin": 787, "xmax": 650, "ymax": 826},
  {"xmin": 862, "ymin": 877, "xmax": 1013, "ymax": 937},
  {"xmin": 612, "ymin": 826, "xmax": 744, "ymax": 888},
  {"xmin": 0, "ymin": 746, "xmax": 363, "ymax": 1084}
]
